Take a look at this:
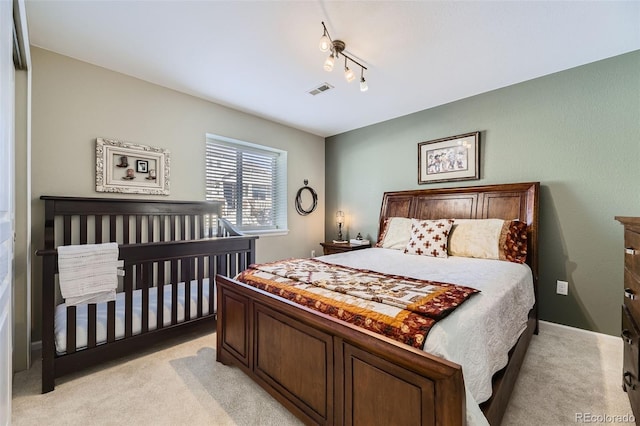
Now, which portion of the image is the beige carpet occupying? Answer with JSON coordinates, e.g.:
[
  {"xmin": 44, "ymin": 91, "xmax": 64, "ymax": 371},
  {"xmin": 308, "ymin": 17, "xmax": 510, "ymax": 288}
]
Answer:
[{"xmin": 12, "ymin": 322, "xmax": 634, "ymax": 425}]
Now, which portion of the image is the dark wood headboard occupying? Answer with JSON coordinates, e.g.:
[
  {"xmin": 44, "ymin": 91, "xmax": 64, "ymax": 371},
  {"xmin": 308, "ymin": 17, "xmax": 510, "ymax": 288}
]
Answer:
[{"xmin": 379, "ymin": 182, "xmax": 540, "ymax": 280}]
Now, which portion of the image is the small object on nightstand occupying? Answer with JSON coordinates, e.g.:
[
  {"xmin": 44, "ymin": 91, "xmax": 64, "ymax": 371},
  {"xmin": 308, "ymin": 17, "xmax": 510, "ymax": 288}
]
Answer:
[
  {"xmin": 350, "ymin": 238, "xmax": 370, "ymax": 245},
  {"xmin": 349, "ymin": 232, "xmax": 369, "ymax": 245}
]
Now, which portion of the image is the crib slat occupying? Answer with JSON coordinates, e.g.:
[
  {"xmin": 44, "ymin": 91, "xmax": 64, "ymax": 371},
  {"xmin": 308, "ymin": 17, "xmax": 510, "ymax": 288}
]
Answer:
[
  {"xmin": 180, "ymin": 215, "xmax": 186, "ymax": 240},
  {"xmin": 190, "ymin": 215, "xmax": 196, "ymax": 240},
  {"xmin": 170, "ymin": 215, "xmax": 176, "ymax": 240},
  {"xmin": 197, "ymin": 256, "xmax": 204, "ymax": 318},
  {"xmin": 148, "ymin": 215, "xmax": 154, "ymax": 242},
  {"xmin": 63, "ymin": 216, "xmax": 71, "ymax": 245},
  {"xmin": 80, "ymin": 215, "xmax": 87, "ymax": 244},
  {"xmin": 110, "ymin": 216, "xmax": 117, "ymax": 243},
  {"xmin": 238, "ymin": 251, "xmax": 247, "ymax": 272},
  {"xmin": 157, "ymin": 261, "xmax": 165, "ymax": 329},
  {"xmin": 198, "ymin": 215, "xmax": 205, "ymax": 239},
  {"xmin": 209, "ymin": 255, "xmax": 216, "ymax": 315},
  {"xmin": 124, "ymin": 264, "xmax": 134, "ymax": 337},
  {"xmin": 229, "ymin": 253, "xmax": 237, "ymax": 277},
  {"xmin": 184, "ymin": 258, "xmax": 191, "ymax": 321},
  {"xmin": 107, "ymin": 301, "xmax": 116, "ymax": 342},
  {"xmin": 95, "ymin": 215, "xmax": 103, "ymax": 242},
  {"xmin": 171, "ymin": 259, "xmax": 178, "ymax": 324},
  {"xmin": 217, "ymin": 252, "xmax": 227, "ymax": 278},
  {"xmin": 66, "ymin": 306, "xmax": 77, "ymax": 354},
  {"xmin": 87, "ymin": 304, "xmax": 97, "ymax": 348},
  {"xmin": 159, "ymin": 216, "xmax": 166, "ymax": 241},
  {"xmin": 123, "ymin": 215, "xmax": 130, "ymax": 244},
  {"xmin": 141, "ymin": 262, "xmax": 149, "ymax": 333},
  {"xmin": 136, "ymin": 215, "xmax": 142, "ymax": 243}
]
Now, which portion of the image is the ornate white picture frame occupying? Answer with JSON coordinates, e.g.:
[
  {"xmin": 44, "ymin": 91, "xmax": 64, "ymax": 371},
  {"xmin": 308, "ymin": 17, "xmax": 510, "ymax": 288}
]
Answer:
[{"xmin": 96, "ymin": 137, "xmax": 170, "ymax": 195}]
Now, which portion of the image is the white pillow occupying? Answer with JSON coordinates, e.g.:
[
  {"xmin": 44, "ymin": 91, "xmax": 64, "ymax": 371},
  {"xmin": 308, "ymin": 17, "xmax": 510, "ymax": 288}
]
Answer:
[
  {"xmin": 376, "ymin": 217, "xmax": 413, "ymax": 250},
  {"xmin": 448, "ymin": 218, "xmax": 528, "ymax": 263}
]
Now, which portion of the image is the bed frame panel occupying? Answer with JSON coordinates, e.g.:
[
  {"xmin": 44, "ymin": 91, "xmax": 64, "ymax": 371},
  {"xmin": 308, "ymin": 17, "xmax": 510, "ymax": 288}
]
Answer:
[
  {"xmin": 37, "ymin": 196, "xmax": 257, "ymax": 393},
  {"xmin": 217, "ymin": 182, "xmax": 539, "ymax": 425}
]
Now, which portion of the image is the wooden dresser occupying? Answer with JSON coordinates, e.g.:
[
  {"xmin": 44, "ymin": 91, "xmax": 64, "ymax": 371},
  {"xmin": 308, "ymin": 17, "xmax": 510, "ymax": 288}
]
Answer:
[{"xmin": 616, "ymin": 216, "xmax": 640, "ymax": 419}]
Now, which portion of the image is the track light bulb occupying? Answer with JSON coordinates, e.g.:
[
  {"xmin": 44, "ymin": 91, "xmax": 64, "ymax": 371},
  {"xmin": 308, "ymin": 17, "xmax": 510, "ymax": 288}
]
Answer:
[
  {"xmin": 344, "ymin": 66, "xmax": 355, "ymax": 82},
  {"xmin": 324, "ymin": 54, "xmax": 335, "ymax": 72},
  {"xmin": 319, "ymin": 35, "xmax": 331, "ymax": 52},
  {"xmin": 360, "ymin": 77, "xmax": 368, "ymax": 92}
]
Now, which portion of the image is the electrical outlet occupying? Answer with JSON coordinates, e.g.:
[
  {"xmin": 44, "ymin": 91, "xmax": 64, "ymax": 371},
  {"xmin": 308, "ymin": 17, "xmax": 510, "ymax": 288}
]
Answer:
[
  {"xmin": 556, "ymin": 280, "xmax": 569, "ymax": 296},
  {"xmin": 311, "ymin": 250, "xmax": 316, "ymax": 258}
]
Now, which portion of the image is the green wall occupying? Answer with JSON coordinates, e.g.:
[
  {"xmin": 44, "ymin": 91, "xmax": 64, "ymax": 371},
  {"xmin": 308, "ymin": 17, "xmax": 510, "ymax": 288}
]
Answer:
[{"xmin": 325, "ymin": 51, "xmax": 640, "ymax": 336}]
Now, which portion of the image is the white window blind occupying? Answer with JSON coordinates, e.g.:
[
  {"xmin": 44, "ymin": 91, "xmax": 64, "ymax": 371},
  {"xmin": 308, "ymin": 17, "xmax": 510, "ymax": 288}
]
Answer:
[{"xmin": 206, "ymin": 135, "xmax": 287, "ymax": 233}]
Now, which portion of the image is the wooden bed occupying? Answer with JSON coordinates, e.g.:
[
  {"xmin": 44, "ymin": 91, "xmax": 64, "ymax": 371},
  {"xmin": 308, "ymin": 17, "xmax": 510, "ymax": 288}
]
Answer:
[
  {"xmin": 216, "ymin": 182, "xmax": 539, "ymax": 425},
  {"xmin": 36, "ymin": 196, "xmax": 257, "ymax": 393}
]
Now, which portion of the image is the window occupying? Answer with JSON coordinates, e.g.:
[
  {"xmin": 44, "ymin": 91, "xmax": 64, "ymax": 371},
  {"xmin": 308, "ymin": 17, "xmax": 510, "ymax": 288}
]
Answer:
[{"xmin": 206, "ymin": 134, "xmax": 287, "ymax": 234}]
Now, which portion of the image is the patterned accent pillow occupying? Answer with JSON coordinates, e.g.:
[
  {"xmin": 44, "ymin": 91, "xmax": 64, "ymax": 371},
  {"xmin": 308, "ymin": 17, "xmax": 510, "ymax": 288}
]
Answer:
[
  {"xmin": 404, "ymin": 219, "xmax": 454, "ymax": 258},
  {"xmin": 500, "ymin": 220, "xmax": 528, "ymax": 264},
  {"xmin": 448, "ymin": 219, "xmax": 528, "ymax": 263},
  {"xmin": 376, "ymin": 217, "xmax": 413, "ymax": 249}
]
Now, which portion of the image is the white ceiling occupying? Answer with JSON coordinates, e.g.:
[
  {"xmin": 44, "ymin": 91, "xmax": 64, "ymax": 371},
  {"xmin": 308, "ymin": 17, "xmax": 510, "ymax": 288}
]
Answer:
[{"xmin": 25, "ymin": 1, "xmax": 640, "ymax": 138}]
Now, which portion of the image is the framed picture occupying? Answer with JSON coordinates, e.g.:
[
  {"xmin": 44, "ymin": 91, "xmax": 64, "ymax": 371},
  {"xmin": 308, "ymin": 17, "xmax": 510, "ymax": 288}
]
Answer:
[
  {"xmin": 96, "ymin": 137, "xmax": 170, "ymax": 195},
  {"xmin": 418, "ymin": 131, "xmax": 480, "ymax": 184},
  {"xmin": 136, "ymin": 160, "xmax": 148, "ymax": 173}
]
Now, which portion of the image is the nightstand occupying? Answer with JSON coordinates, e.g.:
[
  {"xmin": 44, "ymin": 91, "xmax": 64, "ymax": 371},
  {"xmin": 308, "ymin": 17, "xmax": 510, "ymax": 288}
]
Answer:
[{"xmin": 320, "ymin": 241, "xmax": 372, "ymax": 255}]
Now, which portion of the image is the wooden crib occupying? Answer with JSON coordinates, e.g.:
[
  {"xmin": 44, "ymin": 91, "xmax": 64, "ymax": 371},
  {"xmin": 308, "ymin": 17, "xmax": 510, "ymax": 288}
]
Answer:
[{"xmin": 36, "ymin": 196, "xmax": 257, "ymax": 393}]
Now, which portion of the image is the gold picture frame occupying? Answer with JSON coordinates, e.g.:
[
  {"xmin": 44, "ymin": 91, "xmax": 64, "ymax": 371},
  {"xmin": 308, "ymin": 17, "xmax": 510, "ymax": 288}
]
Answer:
[
  {"xmin": 418, "ymin": 131, "xmax": 480, "ymax": 184},
  {"xmin": 96, "ymin": 137, "xmax": 170, "ymax": 195}
]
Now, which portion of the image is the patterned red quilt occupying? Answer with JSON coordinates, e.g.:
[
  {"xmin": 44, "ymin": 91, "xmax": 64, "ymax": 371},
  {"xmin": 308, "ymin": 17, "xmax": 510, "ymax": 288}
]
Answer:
[{"xmin": 235, "ymin": 258, "xmax": 479, "ymax": 349}]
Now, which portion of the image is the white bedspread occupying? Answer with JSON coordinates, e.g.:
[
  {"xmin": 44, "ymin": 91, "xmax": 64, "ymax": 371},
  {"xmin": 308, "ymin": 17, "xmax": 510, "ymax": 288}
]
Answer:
[
  {"xmin": 54, "ymin": 279, "xmax": 212, "ymax": 354},
  {"xmin": 320, "ymin": 248, "xmax": 535, "ymax": 426}
]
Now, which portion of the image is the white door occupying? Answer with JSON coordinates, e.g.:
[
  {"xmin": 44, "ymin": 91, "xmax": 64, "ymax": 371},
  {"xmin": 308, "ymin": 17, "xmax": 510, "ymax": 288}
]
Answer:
[{"xmin": 0, "ymin": 0, "xmax": 15, "ymax": 423}]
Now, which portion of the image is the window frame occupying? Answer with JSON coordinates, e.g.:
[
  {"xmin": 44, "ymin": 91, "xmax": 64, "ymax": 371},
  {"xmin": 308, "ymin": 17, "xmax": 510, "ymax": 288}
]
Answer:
[{"xmin": 205, "ymin": 134, "xmax": 288, "ymax": 236}]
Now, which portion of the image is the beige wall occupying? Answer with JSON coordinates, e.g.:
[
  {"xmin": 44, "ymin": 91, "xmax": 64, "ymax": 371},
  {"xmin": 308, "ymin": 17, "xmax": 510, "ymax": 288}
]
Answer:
[
  {"xmin": 14, "ymin": 68, "xmax": 29, "ymax": 371},
  {"xmin": 26, "ymin": 47, "xmax": 325, "ymax": 345},
  {"xmin": 325, "ymin": 51, "xmax": 640, "ymax": 336}
]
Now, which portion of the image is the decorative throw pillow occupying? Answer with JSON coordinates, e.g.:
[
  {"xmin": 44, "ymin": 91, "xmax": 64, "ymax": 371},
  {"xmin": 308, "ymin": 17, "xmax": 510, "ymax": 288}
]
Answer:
[
  {"xmin": 376, "ymin": 217, "xmax": 413, "ymax": 250},
  {"xmin": 448, "ymin": 219, "xmax": 527, "ymax": 263},
  {"xmin": 403, "ymin": 219, "xmax": 454, "ymax": 258}
]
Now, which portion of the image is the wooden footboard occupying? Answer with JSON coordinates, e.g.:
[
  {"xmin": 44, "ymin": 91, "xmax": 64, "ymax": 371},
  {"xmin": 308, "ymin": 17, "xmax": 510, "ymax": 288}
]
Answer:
[{"xmin": 217, "ymin": 275, "xmax": 466, "ymax": 425}]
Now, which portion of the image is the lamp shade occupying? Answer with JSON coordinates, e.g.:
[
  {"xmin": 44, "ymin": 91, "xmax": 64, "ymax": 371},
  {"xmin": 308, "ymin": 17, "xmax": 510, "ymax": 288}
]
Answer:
[
  {"xmin": 360, "ymin": 77, "xmax": 368, "ymax": 92},
  {"xmin": 324, "ymin": 54, "xmax": 335, "ymax": 72},
  {"xmin": 319, "ymin": 35, "xmax": 331, "ymax": 52},
  {"xmin": 336, "ymin": 211, "xmax": 345, "ymax": 224},
  {"xmin": 344, "ymin": 67, "xmax": 355, "ymax": 82}
]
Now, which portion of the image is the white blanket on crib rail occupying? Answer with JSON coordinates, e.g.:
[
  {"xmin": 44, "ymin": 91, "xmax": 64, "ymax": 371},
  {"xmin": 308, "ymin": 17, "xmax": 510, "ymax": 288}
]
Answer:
[
  {"xmin": 54, "ymin": 279, "xmax": 212, "ymax": 354},
  {"xmin": 57, "ymin": 243, "xmax": 119, "ymax": 306}
]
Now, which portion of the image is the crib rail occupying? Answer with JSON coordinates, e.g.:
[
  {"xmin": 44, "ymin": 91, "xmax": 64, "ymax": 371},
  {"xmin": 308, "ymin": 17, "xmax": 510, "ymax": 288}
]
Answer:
[
  {"xmin": 41, "ymin": 196, "xmax": 227, "ymax": 247},
  {"xmin": 36, "ymin": 196, "xmax": 257, "ymax": 393}
]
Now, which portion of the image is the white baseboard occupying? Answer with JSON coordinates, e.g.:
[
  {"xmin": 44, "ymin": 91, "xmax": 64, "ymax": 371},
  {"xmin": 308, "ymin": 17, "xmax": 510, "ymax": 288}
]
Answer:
[{"xmin": 539, "ymin": 320, "xmax": 621, "ymax": 343}]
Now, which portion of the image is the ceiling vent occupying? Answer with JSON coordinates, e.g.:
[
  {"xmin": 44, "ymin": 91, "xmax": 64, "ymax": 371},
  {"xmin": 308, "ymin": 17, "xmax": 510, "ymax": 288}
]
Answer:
[{"xmin": 308, "ymin": 82, "xmax": 334, "ymax": 96}]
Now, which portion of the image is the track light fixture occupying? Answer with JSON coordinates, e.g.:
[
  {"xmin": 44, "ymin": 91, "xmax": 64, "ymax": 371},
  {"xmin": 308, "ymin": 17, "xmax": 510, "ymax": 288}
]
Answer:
[{"xmin": 319, "ymin": 21, "xmax": 368, "ymax": 91}]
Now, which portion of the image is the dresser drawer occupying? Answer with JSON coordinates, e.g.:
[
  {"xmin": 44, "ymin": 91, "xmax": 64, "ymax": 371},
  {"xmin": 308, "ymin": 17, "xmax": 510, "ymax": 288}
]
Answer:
[
  {"xmin": 622, "ymin": 306, "xmax": 639, "ymax": 376},
  {"xmin": 624, "ymin": 272, "xmax": 640, "ymax": 321},
  {"xmin": 622, "ymin": 306, "xmax": 640, "ymax": 419},
  {"xmin": 625, "ymin": 230, "xmax": 640, "ymax": 274}
]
